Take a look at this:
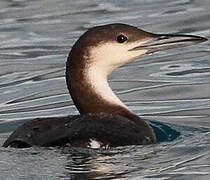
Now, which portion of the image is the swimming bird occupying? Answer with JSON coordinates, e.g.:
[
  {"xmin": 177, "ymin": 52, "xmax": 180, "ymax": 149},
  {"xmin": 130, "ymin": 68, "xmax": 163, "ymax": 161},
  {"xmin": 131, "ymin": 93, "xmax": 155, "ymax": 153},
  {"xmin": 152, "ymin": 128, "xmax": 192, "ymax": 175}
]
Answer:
[{"xmin": 3, "ymin": 23, "xmax": 207, "ymax": 148}]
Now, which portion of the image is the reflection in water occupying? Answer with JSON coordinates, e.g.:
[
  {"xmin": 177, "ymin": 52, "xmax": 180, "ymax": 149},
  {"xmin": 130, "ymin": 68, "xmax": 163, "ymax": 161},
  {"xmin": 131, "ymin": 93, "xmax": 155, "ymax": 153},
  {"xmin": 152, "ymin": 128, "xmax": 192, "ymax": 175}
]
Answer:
[
  {"xmin": 64, "ymin": 146, "xmax": 157, "ymax": 179},
  {"xmin": 0, "ymin": 0, "xmax": 210, "ymax": 179},
  {"xmin": 64, "ymin": 131, "xmax": 210, "ymax": 179}
]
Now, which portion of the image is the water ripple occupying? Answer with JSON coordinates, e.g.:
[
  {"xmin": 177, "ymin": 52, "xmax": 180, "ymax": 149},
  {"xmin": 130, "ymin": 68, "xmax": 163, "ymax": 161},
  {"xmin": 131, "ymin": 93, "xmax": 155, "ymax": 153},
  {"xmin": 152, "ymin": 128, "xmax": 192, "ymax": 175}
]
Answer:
[{"xmin": 0, "ymin": 0, "xmax": 210, "ymax": 179}]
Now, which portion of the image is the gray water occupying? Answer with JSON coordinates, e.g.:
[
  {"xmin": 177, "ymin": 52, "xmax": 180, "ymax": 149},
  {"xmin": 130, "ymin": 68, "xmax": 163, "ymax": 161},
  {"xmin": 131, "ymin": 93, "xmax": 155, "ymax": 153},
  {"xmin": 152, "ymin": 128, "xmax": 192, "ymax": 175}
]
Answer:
[{"xmin": 0, "ymin": 0, "xmax": 210, "ymax": 179}]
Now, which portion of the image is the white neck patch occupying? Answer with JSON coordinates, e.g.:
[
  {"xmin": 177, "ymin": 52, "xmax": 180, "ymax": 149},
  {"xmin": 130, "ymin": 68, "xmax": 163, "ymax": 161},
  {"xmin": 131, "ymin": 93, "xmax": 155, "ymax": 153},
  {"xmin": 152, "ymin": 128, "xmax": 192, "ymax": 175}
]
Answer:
[
  {"xmin": 84, "ymin": 41, "xmax": 148, "ymax": 109},
  {"xmin": 85, "ymin": 65, "xmax": 128, "ymax": 109}
]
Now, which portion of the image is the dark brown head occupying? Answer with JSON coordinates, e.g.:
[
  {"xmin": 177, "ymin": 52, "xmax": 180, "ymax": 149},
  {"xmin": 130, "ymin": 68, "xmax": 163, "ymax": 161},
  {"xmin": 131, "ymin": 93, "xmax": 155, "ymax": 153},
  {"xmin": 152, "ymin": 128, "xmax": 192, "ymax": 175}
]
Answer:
[{"xmin": 67, "ymin": 23, "xmax": 207, "ymax": 76}]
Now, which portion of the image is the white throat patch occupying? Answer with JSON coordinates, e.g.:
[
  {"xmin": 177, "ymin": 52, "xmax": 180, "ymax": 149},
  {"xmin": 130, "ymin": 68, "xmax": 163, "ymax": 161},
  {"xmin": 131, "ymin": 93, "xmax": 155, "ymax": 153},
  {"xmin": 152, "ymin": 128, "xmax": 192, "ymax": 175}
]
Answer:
[
  {"xmin": 85, "ymin": 65, "xmax": 128, "ymax": 109},
  {"xmin": 84, "ymin": 41, "xmax": 148, "ymax": 109},
  {"xmin": 88, "ymin": 41, "xmax": 148, "ymax": 75}
]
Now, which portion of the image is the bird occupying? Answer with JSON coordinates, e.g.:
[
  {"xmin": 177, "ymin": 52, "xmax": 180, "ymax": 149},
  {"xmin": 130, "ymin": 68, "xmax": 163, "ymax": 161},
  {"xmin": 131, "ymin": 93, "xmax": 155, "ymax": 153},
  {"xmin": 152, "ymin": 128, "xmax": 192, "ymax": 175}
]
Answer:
[{"xmin": 3, "ymin": 23, "xmax": 207, "ymax": 148}]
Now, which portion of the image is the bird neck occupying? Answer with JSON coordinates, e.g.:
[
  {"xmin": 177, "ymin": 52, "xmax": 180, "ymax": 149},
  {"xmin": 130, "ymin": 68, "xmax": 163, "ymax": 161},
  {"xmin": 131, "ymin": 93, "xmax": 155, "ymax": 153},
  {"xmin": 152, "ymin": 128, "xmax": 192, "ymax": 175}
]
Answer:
[{"xmin": 66, "ymin": 51, "xmax": 139, "ymax": 120}]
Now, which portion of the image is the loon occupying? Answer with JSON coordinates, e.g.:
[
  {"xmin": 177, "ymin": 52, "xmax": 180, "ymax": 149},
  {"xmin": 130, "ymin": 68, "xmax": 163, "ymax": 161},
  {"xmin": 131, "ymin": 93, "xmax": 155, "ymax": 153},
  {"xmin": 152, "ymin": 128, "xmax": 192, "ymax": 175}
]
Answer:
[{"xmin": 3, "ymin": 23, "xmax": 207, "ymax": 148}]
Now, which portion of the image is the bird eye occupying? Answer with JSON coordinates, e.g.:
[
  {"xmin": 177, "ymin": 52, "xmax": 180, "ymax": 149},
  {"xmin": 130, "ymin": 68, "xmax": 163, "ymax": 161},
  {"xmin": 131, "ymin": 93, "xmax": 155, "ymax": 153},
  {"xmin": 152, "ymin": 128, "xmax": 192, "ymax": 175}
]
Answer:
[{"xmin": 117, "ymin": 34, "xmax": 128, "ymax": 43}]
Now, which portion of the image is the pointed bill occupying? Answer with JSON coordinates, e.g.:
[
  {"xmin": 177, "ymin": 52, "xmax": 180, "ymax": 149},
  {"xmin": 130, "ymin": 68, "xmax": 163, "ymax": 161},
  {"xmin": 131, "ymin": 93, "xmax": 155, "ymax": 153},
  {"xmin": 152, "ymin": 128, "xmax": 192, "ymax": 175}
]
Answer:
[{"xmin": 130, "ymin": 33, "xmax": 207, "ymax": 53}]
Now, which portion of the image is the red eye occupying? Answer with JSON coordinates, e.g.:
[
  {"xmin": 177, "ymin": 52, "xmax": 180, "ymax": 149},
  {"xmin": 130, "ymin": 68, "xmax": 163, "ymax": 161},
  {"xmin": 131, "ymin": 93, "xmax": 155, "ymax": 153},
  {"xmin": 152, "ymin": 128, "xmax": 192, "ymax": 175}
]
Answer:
[{"xmin": 117, "ymin": 34, "xmax": 128, "ymax": 43}]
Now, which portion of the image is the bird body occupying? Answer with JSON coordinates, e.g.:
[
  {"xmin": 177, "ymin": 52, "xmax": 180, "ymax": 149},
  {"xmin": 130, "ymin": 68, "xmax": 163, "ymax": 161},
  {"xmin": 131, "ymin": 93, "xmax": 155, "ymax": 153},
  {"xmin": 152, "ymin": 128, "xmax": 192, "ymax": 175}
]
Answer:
[{"xmin": 3, "ymin": 23, "xmax": 207, "ymax": 148}]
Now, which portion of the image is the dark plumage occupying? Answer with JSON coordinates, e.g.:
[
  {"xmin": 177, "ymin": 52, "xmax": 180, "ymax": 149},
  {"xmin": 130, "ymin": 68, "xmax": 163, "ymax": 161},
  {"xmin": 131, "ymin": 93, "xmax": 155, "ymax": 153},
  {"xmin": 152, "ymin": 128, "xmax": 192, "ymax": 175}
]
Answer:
[{"xmin": 3, "ymin": 113, "xmax": 155, "ymax": 148}]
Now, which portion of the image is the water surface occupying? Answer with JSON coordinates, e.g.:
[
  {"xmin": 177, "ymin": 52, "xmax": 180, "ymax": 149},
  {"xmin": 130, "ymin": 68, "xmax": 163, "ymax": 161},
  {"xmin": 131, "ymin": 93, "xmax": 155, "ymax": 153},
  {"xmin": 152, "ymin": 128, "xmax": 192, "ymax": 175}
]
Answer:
[{"xmin": 0, "ymin": 0, "xmax": 210, "ymax": 179}]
